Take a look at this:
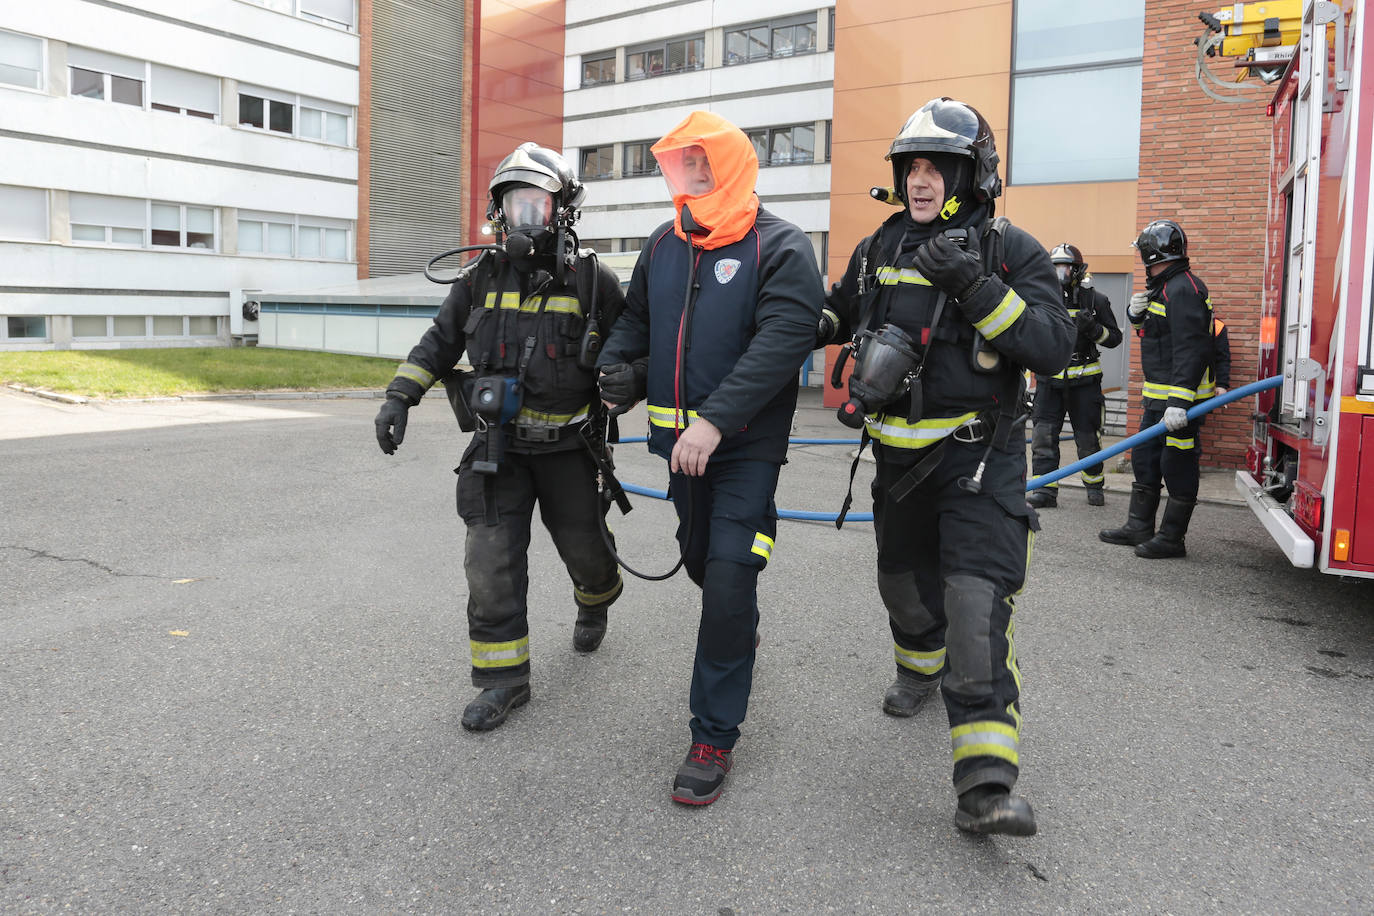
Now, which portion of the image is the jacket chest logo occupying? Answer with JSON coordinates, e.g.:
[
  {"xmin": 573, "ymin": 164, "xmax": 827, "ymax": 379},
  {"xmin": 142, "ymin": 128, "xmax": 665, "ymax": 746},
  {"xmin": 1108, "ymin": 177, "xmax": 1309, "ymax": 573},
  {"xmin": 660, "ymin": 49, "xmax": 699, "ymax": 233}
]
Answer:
[{"xmin": 714, "ymin": 259, "xmax": 741, "ymax": 285}]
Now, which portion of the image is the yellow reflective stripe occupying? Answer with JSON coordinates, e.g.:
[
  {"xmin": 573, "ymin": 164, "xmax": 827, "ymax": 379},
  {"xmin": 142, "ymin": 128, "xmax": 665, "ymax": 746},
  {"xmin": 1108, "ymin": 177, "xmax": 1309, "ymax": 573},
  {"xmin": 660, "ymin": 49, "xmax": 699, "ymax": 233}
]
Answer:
[
  {"xmin": 863, "ymin": 410, "xmax": 978, "ymax": 449},
  {"xmin": 470, "ymin": 637, "xmax": 529, "ymax": 668},
  {"xmin": 1142, "ymin": 382, "xmax": 1197, "ymax": 403},
  {"xmin": 1052, "ymin": 362, "xmax": 1103, "ymax": 381},
  {"xmin": 950, "ymin": 721, "xmax": 1020, "ymax": 765},
  {"xmin": 1080, "ymin": 471, "xmax": 1104, "ymax": 485},
  {"xmin": 1095, "ymin": 325, "xmax": 1111, "ymax": 344},
  {"xmin": 483, "ymin": 292, "xmax": 582, "ymax": 315},
  {"xmin": 575, "ymin": 576, "xmax": 623, "ymax": 606},
  {"xmin": 972, "ymin": 289, "xmax": 1025, "ymax": 340},
  {"xmin": 1165, "ymin": 436, "xmax": 1195, "ymax": 450},
  {"xmin": 895, "ymin": 643, "xmax": 946, "ymax": 676},
  {"xmin": 646, "ymin": 404, "xmax": 700, "ymax": 428},
  {"xmin": 516, "ymin": 404, "xmax": 590, "ymax": 426},
  {"xmin": 395, "ymin": 361, "xmax": 435, "ymax": 388},
  {"xmin": 1147, "ymin": 301, "xmax": 1167, "ymax": 317},
  {"xmin": 750, "ymin": 532, "xmax": 774, "ymax": 562},
  {"xmin": 876, "ymin": 266, "xmax": 933, "ymax": 286}
]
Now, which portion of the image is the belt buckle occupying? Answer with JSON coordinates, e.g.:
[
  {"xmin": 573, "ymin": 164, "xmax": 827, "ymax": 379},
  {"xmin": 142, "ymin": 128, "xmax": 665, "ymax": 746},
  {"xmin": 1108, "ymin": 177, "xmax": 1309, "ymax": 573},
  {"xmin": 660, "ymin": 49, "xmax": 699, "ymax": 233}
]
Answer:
[
  {"xmin": 952, "ymin": 420, "xmax": 985, "ymax": 444},
  {"xmin": 515, "ymin": 424, "xmax": 559, "ymax": 443}
]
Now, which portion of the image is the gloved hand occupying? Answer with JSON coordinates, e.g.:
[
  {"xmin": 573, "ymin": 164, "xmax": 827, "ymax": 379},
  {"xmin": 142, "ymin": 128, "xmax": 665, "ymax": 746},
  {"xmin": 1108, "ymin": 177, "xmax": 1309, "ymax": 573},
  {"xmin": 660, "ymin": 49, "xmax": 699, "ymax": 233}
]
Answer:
[
  {"xmin": 817, "ymin": 309, "xmax": 838, "ymax": 347},
  {"xmin": 374, "ymin": 395, "xmax": 410, "ymax": 454},
  {"xmin": 1128, "ymin": 292, "xmax": 1150, "ymax": 320},
  {"xmin": 912, "ymin": 231, "xmax": 984, "ymax": 301},
  {"xmin": 1075, "ymin": 309, "xmax": 1099, "ymax": 339},
  {"xmin": 599, "ymin": 359, "xmax": 648, "ymax": 416},
  {"xmin": 1163, "ymin": 406, "xmax": 1189, "ymax": 431}
]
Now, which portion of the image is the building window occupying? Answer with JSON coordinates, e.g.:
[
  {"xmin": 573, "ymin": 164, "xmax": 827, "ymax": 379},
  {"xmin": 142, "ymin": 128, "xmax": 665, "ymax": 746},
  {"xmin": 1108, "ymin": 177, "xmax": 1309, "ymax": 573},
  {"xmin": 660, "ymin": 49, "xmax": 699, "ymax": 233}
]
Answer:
[
  {"xmin": 239, "ymin": 86, "xmax": 352, "ymax": 145},
  {"xmin": 72, "ymin": 316, "xmax": 109, "ymax": 337},
  {"xmin": 68, "ymin": 47, "xmax": 144, "ymax": 107},
  {"xmin": 626, "ymin": 34, "xmax": 704, "ymax": 80},
  {"xmin": 623, "ymin": 141, "xmax": 658, "ymax": 177},
  {"xmin": 298, "ymin": 221, "xmax": 349, "ymax": 259},
  {"xmin": 150, "ymin": 64, "xmax": 219, "ymax": 120},
  {"xmin": 5, "ymin": 316, "xmax": 47, "ymax": 340},
  {"xmin": 238, "ymin": 212, "xmax": 351, "ymax": 260},
  {"xmin": 581, "ymin": 51, "xmax": 615, "ymax": 87},
  {"xmin": 1010, "ymin": 0, "xmax": 1144, "ymax": 184},
  {"xmin": 619, "ymin": 237, "xmax": 647, "ymax": 252},
  {"xmin": 580, "ymin": 238, "xmax": 614, "ymax": 254},
  {"xmin": 0, "ymin": 184, "xmax": 48, "ymax": 241},
  {"xmin": 725, "ymin": 15, "xmax": 817, "ymax": 66},
  {"xmin": 299, "ymin": 102, "xmax": 349, "ymax": 144},
  {"xmin": 238, "ymin": 211, "xmax": 296, "ymax": 256},
  {"xmin": 299, "ymin": 0, "xmax": 355, "ymax": 30},
  {"xmin": 747, "ymin": 123, "xmax": 817, "ymax": 166},
  {"xmin": 580, "ymin": 145, "xmax": 614, "ymax": 180},
  {"xmin": 69, "ymin": 193, "xmax": 147, "ymax": 246},
  {"xmin": 0, "ymin": 28, "xmax": 44, "ymax": 90},
  {"xmin": 152, "ymin": 203, "xmax": 216, "ymax": 250},
  {"xmin": 239, "ymin": 90, "xmax": 294, "ymax": 134}
]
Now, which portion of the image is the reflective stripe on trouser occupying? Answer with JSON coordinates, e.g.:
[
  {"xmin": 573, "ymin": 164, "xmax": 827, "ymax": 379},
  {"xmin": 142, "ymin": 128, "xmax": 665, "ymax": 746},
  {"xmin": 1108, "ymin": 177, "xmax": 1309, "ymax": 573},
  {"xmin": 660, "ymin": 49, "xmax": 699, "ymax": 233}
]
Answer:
[
  {"xmin": 1131, "ymin": 404, "xmax": 1202, "ymax": 501},
  {"xmin": 872, "ymin": 439, "xmax": 1036, "ymax": 792},
  {"xmin": 669, "ymin": 458, "xmax": 781, "ymax": 750},
  {"xmin": 1030, "ymin": 381, "xmax": 1106, "ymax": 487},
  {"xmin": 456, "ymin": 440, "xmax": 620, "ymax": 688}
]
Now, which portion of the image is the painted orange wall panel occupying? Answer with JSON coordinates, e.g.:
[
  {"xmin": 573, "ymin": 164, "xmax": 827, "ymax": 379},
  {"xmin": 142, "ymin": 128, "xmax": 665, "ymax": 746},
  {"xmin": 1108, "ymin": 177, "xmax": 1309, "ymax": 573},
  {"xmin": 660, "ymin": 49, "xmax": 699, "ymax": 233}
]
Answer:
[
  {"xmin": 835, "ymin": 77, "xmax": 1010, "ymax": 143},
  {"xmin": 840, "ymin": 0, "xmax": 1009, "ymax": 29},
  {"xmin": 1001, "ymin": 183, "xmax": 1141, "ymax": 267},
  {"xmin": 834, "ymin": 10, "xmax": 1011, "ymax": 90}
]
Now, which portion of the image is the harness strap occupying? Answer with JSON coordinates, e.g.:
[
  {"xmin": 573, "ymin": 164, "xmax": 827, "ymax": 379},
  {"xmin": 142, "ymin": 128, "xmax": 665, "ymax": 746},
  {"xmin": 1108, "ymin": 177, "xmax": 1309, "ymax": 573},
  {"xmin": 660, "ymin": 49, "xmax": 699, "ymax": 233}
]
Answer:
[
  {"xmin": 835, "ymin": 428, "xmax": 871, "ymax": 529},
  {"xmin": 887, "ymin": 438, "xmax": 950, "ymax": 504}
]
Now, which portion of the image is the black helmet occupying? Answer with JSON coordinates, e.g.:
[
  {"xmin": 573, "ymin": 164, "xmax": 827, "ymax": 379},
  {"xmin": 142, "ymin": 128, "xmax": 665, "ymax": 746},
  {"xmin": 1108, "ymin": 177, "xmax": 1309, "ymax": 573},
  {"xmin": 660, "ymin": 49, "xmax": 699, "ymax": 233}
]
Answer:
[
  {"xmin": 1050, "ymin": 242, "xmax": 1087, "ymax": 288},
  {"xmin": 1134, "ymin": 219, "xmax": 1187, "ymax": 265},
  {"xmin": 886, "ymin": 98, "xmax": 1002, "ymax": 205},
  {"xmin": 488, "ymin": 142, "xmax": 585, "ymax": 229}
]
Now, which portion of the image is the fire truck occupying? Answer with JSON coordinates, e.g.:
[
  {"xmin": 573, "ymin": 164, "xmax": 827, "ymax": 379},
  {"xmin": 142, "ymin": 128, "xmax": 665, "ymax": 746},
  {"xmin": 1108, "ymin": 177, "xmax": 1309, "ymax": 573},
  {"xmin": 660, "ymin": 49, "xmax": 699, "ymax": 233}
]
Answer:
[{"xmin": 1218, "ymin": 0, "xmax": 1374, "ymax": 576}]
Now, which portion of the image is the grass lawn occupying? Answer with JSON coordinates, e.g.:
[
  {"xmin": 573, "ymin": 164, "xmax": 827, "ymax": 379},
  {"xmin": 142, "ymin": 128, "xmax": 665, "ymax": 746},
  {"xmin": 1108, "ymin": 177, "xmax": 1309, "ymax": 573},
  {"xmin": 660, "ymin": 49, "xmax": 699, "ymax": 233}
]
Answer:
[{"xmin": 0, "ymin": 347, "xmax": 399, "ymax": 399}]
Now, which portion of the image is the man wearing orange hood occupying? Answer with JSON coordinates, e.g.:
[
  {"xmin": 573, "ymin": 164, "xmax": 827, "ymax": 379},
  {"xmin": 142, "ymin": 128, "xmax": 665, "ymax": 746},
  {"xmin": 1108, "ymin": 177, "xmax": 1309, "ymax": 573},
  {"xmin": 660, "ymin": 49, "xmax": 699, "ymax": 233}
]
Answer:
[{"xmin": 597, "ymin": 110, "xmax": 824, "ymax": 806}]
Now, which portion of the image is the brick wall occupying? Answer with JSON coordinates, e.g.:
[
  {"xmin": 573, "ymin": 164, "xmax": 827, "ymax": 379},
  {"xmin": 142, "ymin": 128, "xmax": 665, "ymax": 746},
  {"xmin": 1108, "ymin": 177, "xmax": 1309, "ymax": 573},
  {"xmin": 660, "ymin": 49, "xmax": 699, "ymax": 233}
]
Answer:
[{"xmin": 1133, "ymin": 0, "xmax": 1272, "ymax": 468}]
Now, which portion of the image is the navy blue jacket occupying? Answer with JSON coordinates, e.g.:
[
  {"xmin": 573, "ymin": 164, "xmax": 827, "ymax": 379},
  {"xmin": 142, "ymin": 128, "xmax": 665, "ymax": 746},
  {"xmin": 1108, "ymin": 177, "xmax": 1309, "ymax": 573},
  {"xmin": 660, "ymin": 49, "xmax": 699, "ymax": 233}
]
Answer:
[{"xmin": 598, "ymin": 206, "xmax": 823, "ymax": 463}]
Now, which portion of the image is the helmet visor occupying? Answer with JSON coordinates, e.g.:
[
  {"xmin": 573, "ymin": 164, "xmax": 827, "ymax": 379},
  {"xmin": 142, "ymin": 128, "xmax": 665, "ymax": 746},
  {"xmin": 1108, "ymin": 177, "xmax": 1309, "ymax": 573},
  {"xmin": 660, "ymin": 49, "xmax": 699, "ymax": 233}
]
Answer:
[
  {"xmin": 502, "ymin": 186, "xmax": 554, "ymax": 230},
  {"xmin": 656, "ymin": 145, "xmax": 717, "ymax": 198},
  {"xmin": 1055, "ymin": 264, "xmax": 1073, "ymax": 285}
]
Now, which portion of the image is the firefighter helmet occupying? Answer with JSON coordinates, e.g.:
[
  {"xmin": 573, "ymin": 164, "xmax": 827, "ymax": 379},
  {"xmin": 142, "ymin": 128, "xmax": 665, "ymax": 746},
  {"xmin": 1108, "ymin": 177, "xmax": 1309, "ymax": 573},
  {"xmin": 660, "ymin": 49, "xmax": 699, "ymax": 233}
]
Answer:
[
  {"xmin": 1050, "ymin": 242, "xmax": 1087, "ymax": 288},
  {"xmin": 1134, "ymin": 219, "xmax": 1188, "ymax": 266},
  {"xmin": 488, "ymin": 142, "xmax": 585, "ymax": 227},
  {"xmin": 886, "ymin": 98, "xmax": 1003, "ymax": 205}
]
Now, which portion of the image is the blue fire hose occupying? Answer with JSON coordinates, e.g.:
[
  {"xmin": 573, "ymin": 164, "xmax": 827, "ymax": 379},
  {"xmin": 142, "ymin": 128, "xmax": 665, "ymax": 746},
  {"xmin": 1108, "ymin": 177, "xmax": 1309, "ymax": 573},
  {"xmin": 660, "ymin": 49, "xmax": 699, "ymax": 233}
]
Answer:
[{"xmin": 615, "ymin": 374, "xmax": 1283, "ymax": 523}]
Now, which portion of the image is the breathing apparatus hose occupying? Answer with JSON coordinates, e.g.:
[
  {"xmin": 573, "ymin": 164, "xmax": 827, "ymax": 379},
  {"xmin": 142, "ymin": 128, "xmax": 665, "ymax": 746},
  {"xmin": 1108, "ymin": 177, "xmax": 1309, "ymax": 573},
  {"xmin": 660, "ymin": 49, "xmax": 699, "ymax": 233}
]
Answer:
[{"xmin": 423, "ymin": 245, "xmax": 507, "ymax": 285}]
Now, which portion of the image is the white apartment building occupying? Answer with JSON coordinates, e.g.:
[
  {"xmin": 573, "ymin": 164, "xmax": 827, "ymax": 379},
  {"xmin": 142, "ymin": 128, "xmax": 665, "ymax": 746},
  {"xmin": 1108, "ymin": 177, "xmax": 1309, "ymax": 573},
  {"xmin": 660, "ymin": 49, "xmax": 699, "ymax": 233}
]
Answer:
[
  {"xmin": 563, "ymin": 0, "xmax": 835, "ymax": 276},
  {"xmin": 0, "ymin": 0, "xmax": 360, "ymax": 351}
]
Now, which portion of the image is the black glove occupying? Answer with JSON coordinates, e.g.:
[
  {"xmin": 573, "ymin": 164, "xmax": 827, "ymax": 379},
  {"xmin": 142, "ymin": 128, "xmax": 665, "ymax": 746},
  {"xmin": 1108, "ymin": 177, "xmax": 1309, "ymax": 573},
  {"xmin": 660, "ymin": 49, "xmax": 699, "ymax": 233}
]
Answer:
[
  {"xmin": 374, "ymin": 395, "xmax": 410, "ymax": 455},
  {"xmin": 912, "ymin": 230, "xmax": 984, "ymax": 301},
  {"xmin": 817, "ymin": 309, "xmax": 838, "ymax": 347},
  {"xmin": 599, "ymin": 359, "xmax": 648, "ymax": 415},
  {"xmin": 1075, "ymin": 309, "xmax": 1099, "ymax": 339}
]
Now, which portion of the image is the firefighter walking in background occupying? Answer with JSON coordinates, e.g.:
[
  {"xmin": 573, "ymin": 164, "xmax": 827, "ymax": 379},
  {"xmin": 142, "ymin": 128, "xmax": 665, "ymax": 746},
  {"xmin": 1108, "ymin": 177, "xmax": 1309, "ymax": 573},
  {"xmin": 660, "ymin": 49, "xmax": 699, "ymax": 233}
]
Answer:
[
  {"xmin": 596, "ymin": 111, "xmax": 822, "ymax": 806},
  {"xmin": 819, "ymin": 98, "xmax": 1073, "ymax": 835},
  {"xmin": 1026, "ymin": 243, "xmax": 1122, "ymax": 509},
  {"xmin": 1100, "ymin": 219, "xmax": 1215, "ymax": 559},
  {"xmin": 373, "ymin": 143, "xmax": 627, "ymax": 731}
]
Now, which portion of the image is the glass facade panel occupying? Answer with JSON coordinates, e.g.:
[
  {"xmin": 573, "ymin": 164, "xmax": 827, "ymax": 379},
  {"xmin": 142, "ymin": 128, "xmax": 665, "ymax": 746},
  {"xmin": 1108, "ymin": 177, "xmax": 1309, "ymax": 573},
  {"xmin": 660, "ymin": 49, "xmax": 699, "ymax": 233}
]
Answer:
[
  {"xmin": 72, "ymin": 316, "xmax": 107, "ymax": 337},
  {"xmin": 6, "ymin": 316, "xmax": 46, "ymax": 338},
  {"xmin": 152, "ymin": 316, "xmax": 183, "ymax": 336},
  {"xmin": 1014, "ymin": 0, "xmax": 1144, "ymax": 70},
  {"xmin": 1011, "ymin": 66, "xmax": 1142, "ymax": 183},
  {"xmin": 112, "ymin": 315, "xmax": 146, "ymax": 337}
]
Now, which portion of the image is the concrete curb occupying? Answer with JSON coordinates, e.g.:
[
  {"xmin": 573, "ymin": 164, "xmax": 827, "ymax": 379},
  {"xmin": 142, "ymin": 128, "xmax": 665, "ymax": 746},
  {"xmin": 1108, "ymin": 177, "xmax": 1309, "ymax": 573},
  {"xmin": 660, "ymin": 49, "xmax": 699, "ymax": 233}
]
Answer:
[{"xmin": 5, "ymin": 383, "xmax": 387, "ymax": 405}]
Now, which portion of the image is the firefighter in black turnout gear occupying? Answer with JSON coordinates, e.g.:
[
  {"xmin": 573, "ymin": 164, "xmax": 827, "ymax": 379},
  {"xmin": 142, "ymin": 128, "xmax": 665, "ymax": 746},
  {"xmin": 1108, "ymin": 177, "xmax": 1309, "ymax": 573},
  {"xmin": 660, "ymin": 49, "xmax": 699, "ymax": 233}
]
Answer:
[
  {"xmin": 373, "ymin": 143, "xmax": 627, "ymax": 731},
  {"xmin": 1027, "ymin": 243, "xmax": 1122, "ymax": 509},
  {"xmin": 820, "ymin": 98, "xmax": 1073, "ymax": 836},
  {"xmin": 1101, "ymin": 219, "xmax": 1215, "ymax": 559}
]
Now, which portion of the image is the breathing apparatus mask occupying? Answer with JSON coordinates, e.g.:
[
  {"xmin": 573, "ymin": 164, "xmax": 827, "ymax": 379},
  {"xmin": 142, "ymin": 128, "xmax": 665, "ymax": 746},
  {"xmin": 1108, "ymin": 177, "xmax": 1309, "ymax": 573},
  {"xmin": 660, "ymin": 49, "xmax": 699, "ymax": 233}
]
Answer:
[
  {"xmin": 836, "ymin": 323, "xmax": 921, "ymax": 428},
  {"xmin": 500, "ymin": 186, "xmax": 558, "ymax": 272}
]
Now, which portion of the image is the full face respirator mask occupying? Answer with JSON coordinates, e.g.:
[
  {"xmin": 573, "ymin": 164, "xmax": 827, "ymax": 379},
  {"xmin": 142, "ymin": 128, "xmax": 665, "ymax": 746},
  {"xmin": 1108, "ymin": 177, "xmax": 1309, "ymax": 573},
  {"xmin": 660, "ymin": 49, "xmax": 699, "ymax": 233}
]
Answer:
[
  {"xmin": 836, "ymin": 323, "xmax": 921, "ymax": 428},
  {"xmin": 501, "ymin": 186, "xmax": 557, "ymax": 272}
]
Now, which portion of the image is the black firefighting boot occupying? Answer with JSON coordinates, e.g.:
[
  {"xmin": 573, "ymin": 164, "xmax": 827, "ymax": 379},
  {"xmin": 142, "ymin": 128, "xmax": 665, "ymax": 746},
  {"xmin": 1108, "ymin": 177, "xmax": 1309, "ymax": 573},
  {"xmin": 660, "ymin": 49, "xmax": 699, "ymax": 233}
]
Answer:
[
  {"xmin": 1134, "ymin": 496, "xmax": 1197, "ymax": 559},
  {"xmin": 1025, "ymin": 487, "xmax": 1057, "ymax": 509},
  {"xmin": 1098, "ymin": 483, "xmax": 1161, "ymax": 546},
  {"xmin": 1085, "ymin": 487, "xmax": 1105, "ymax": 507},
  {"xmin": 460, "ymin": 684, "xmax": 531, "ymax": 732},
  {"xmin": 572, "ymin": 608, "xmax": 608, "ymax": 653},
  {"xmin": 955, "ymin": 785, "xmax": 1037, "ymax": 836},
  {"xmin": 882, "ymin": 671, "xmax": 940, "ymax": 718}
]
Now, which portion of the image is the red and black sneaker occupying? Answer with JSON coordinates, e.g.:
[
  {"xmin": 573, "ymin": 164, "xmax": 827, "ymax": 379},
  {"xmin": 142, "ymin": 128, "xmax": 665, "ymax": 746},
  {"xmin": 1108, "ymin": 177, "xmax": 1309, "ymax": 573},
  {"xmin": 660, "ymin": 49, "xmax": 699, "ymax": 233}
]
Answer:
[{"xmin": 670, "ymin": 742, "xmax": 733, "ymax": 806}]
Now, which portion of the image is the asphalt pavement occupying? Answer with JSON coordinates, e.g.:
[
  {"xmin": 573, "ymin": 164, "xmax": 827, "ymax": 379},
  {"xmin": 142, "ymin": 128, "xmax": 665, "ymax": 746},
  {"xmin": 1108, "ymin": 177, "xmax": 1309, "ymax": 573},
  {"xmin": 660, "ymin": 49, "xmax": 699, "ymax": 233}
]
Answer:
[{"xmin": 3, "ymin": 386, "xmax": 1372, "ymax": 914}]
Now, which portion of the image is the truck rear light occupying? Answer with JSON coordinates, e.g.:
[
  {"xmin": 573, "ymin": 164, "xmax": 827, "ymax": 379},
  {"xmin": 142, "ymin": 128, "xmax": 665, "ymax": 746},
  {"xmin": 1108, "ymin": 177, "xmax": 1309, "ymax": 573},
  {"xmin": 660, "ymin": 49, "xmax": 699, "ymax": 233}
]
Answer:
[
  {"xmin": 1246, "ymin": 444, "xmax": 1264, "ymax": 478},
  {"xmin": 1291, "ymin": 480, "xmax": 1323, "ymax": 534},
  {"xmin": 1332, "ymin": 528, "xmax": 1351, "ymax": 562}
]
